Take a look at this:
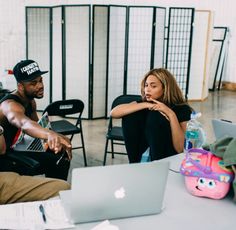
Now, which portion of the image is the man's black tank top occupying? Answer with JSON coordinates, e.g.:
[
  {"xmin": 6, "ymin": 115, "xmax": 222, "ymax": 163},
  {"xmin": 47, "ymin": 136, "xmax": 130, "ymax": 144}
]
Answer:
[{"xmin": 0, "ymin": 94, "xmax": 33, "ymax": 149}]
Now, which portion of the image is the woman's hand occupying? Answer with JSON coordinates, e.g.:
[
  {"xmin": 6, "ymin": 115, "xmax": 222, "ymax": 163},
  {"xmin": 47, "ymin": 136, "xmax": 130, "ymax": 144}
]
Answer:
[{"xmin": 148, "ymin": 98, "xmax": 172, "ymax": 120}]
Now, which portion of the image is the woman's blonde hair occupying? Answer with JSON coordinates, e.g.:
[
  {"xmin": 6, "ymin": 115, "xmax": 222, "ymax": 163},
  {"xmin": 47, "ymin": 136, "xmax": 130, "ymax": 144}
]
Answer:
[{"xmin": 141, "ymin": 68, "xmax": 186, "ymax": 106}]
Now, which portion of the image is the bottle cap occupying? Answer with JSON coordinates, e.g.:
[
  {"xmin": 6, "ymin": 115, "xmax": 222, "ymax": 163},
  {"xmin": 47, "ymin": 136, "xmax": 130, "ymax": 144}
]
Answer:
[{"xmin": 191, "ymin": 112, "xmax": 201, "ymax": 119}]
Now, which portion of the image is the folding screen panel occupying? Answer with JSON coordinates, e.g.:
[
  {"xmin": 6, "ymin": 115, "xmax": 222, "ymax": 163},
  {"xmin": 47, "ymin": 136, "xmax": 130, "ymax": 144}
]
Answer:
[
  {"xmin": 166, "ymin": 8, "xmax": 195, "ymax": 98},
  {"xmin": 106, "ymin": 6, "xmax": 127, "ymax": 116},
  {"xmin": 52, "ymin": 6, "xmax": 63, "ymax": 102},
  {"xmin": 27, "ymin": 6, "xmax": 90, "ymax": 118},
  {"xmin": 26, "ymin": 7, "xmax": 51, "ymax": 111},
  {"xmin": 209, "ymin": 27, "xmax": 228, "ymax": 91},
  {"xmin": 64, "ymin": 6, "xmax": 90, "ymax": 118},
  {"xmin": 217, "ymin": 28, "xmax": 229, "ymax": 90},
  {"xmin": 126, "ymin": 7, "xmax": 154, "ymax": 95},
  {"xmin": 106, "ymin": 6, "xmax": 166, "ymax": 116},
  {"xmin": 26, "ymin": 4, "xmax": 166, "ymax": 119},
  {"xmin": 92, "ymin": 6, "xmax": 108, "ymax": 118},
  {"xmin": 153, "ymin": 7, "xmax": 166, "ymax": 69},
  {"xmin": 188, "ymin": 10, "xmax": 213, "ymax": 101}
]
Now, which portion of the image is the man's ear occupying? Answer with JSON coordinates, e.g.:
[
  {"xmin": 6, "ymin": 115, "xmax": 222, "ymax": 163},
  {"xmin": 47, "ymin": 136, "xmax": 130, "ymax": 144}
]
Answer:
[{"xmin": 17, "ymin": 82, "xmax": 24, "ymax": 91}]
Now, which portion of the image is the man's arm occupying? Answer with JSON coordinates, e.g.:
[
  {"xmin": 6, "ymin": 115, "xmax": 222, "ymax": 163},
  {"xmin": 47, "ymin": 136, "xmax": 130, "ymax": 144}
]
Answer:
[
  {"xmin": 1, "ymin": 100, "xmax": 72, "ymax": 159},
  {"xmin": 2, "ymin": 99, "xmax": 53, "ymax": 139}
]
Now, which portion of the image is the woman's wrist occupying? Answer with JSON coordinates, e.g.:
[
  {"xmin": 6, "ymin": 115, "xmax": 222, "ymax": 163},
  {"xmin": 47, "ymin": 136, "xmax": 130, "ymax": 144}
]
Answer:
[
  {"xmin": 167, "ymin": 109, "xmax": 176, "ymax": 121},
  {"xmin": 144, "ymin": 102, "xmax": 152, "ymax": 109}
]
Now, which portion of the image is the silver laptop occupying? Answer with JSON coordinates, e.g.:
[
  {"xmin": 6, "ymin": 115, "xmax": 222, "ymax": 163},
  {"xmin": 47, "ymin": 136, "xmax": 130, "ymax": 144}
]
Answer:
[
  {"xmin": 212, "ymin": 119, "xmax": 236, "ymax": 139},
  {"xmin": 60, "ymin": 161, "xmax": 169, "ymax": 224},
  {"xmin": 12, "ymin": 112, "xmax": 51, "ymax": 152}
]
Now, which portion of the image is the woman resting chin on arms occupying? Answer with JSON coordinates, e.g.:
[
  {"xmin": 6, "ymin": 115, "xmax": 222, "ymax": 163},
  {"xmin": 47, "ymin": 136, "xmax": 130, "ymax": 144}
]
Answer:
[{"xmin": 111, "ymin": 68, "xmax": 193, "ymax": 163}]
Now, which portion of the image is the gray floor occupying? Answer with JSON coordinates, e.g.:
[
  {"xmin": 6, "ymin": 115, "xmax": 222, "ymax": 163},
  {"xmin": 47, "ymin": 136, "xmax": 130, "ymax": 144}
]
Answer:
[{"xmin": 68, "ymin": 90, "xmax": 236, "ymax": 182}]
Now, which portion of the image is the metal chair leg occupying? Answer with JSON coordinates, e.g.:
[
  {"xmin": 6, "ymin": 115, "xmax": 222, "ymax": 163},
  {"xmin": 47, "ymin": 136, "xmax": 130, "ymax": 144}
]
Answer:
[
  {"xmin": 103, "ymin": 139, "xmax": 109, "ymax": 166},
  {"xmin": 111, "ymin": 140, "xmax": 114, "ymax": 158},
  {"xmin": 80, "ymin": 133, "xmax": 87, "ymax": 167}
]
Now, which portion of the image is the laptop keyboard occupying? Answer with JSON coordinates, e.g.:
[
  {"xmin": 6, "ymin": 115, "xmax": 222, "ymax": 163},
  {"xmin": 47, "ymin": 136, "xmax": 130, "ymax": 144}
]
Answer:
[{"xmin": 27, "ymin": 138, "xmax": 44, "ymax": 151}]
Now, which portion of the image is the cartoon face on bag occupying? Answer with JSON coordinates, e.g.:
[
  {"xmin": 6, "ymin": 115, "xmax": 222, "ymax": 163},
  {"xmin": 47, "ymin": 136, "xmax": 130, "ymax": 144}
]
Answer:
[
  {"xmin": 180, "ymin": 149, "xmax": 234, "ymax": 199},
  {"xmin": 184, "ymin": 176, "xmax": 231, "ymax": 199}
]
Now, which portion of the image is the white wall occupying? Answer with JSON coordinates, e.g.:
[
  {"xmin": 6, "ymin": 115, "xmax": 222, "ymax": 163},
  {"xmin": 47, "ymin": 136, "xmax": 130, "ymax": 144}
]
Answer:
[
  {"xmin": 0, "ymin": 0, "xmax": 236, "ymax": 88},
  {"xmin": 0, "ymin": 0, "xmax": 25, "ymax": 89}
]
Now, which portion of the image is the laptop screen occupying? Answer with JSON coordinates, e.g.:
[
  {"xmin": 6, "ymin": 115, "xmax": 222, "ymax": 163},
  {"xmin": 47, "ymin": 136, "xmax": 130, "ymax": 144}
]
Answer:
[
  {"xmin": 38, "ymin": 112, "xmax": 51, "ymax": 129},
  {"xmin": 11, "ymin": 112, "xmax": 51, "ymax": 148},
  {"xmin": 212, "ymin": 119, "xmax": 236, "ymax": 139},
  {"xmin": 60, "ymin": 161, "xmax": 169, "ymax": 224}
]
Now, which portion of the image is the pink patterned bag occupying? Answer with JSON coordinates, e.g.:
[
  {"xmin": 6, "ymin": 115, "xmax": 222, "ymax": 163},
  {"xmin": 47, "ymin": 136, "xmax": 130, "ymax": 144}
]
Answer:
[{"xmin": 180, "ymin": 148, "xmax": 234, "ymax": 199}]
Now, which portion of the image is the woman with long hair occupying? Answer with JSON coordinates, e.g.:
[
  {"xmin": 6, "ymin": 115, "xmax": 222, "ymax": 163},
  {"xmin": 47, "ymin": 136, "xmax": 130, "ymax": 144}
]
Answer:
[{"xmin": 111, "ymin": 68, "xmax": 193, "ymax": 162}]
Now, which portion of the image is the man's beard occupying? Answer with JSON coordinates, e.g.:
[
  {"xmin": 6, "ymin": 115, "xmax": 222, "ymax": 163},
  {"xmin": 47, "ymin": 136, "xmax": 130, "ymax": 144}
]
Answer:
[{"xmin": 24, "ymin": 90, "xmax": 44, "ymax": 100}]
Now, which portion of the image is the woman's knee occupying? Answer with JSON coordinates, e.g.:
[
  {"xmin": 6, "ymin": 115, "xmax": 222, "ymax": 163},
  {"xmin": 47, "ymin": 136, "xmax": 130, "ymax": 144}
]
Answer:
[
  {"xmin": 122, "ymin": 110, "xmax": 147, "ymax": 125},
  {"xmin": 146, "ymin": 111, "xmax": 170, "ymax": 130},
  {"xmin": 148, "ymin": 110, "xmax": 168, "ymax": 122}
]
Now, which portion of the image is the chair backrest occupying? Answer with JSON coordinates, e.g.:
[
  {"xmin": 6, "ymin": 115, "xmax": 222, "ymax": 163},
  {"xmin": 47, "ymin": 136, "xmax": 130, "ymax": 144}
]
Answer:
[
  {"xmin": 0, "ymin": 89, "xmax": 11, "ymax": 100},
  {"xmin": 111, "ymin": 94, "xmax": 142, "ymax": 109},
  {"xmin": 109, "ymin": 94, "xmax": 142, "ymax": 129},
  {"xmin": 43, "ymin": 99, "xmax": 84, "ymax": 117}
]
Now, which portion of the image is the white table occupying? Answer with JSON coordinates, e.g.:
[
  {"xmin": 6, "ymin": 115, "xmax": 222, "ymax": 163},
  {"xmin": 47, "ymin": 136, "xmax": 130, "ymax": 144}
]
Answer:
[{"xmin": 74, "ymin": 154, "xmax": 235, "ymax": 230}]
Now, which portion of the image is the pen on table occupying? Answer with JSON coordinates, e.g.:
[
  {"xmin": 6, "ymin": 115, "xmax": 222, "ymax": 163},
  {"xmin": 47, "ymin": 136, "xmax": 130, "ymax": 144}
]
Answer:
[{"xmin": 39, "ymin": 204, "xmax": 47, "ymax": 223}]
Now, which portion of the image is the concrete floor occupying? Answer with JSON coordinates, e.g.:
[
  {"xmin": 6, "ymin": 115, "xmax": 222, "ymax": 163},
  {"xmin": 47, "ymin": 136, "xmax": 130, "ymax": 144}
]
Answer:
[{"xmin": 67, "ymin": 90, "xmax": 236, "ymax": 182}]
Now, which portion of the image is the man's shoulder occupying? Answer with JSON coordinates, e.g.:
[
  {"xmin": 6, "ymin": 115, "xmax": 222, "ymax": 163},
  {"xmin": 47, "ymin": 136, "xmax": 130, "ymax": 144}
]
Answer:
[
  {"xmin": 0, "ymin": 94, "xmax": 25, "ymax": 112},
  {"xmin": 0, "ymin": 94, "xmax": 21, "ymax": 104}
]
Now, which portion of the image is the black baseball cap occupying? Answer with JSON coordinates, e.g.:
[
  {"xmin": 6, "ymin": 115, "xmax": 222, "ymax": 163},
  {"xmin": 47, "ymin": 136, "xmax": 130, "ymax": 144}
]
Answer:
[{"xmin": 13, "ymin": 59, "xmax": 48, "ymax": 82}]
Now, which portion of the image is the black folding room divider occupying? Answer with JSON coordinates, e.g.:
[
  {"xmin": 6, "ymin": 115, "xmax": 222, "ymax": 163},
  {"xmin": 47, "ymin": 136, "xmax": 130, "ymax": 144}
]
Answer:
[
  {"xmin": 209, "ymin": 27, "xmax": 229, "ymax": 91},
  {"xmin": 26, "ymin": 7, "xmax": 51, "ymax": 111},
  {"xmin": 106, "ymin": 6, "xmax": 127, "ymax": 116},
  {"xmin": 92, "ymin": 5, "xmax": 166, "ymax": 118},
  {"xmin": 91, "ymin": 5, "xmax": 109, "ymax": 119},
  {"xmin": 165, "ymin": 7, "xmax": 195, "ymax": 99},
  {"xmin": 26, "ymin": 5, "xmax": 91, "ymax": 118},
  {"xmin": 26, "ymin": 4, "xmax": 194, "ymax": 119}
]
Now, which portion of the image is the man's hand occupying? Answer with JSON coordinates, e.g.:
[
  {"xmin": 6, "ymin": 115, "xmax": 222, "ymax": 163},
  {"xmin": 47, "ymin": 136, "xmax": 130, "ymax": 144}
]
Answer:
[
  {"xmin": 59, "ymin": 135, "xmax": 72, "ymax": 160},
  {"xmin": 46, "ymin": 131, "xmax": 72, "ymax": 160}
]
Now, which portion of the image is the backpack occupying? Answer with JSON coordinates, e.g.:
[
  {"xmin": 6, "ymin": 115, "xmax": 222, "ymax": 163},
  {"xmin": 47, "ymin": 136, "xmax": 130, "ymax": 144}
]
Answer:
[{"xmin": 180, "ymin": 148, "xmax": 234, "ymax": 199}]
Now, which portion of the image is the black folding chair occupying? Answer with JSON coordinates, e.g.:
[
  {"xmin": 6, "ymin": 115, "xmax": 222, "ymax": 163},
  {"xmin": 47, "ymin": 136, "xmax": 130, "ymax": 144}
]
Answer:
[
  {"xmin": 103, "ymin": 94, "xmax": 142, "ymax": 165},
  {"xmin": 43, "ymin": 99, "xmax": 87, "ymax": 166},
  {"xmin": 0, "ymin": 153, "xmax": 41, "ymax": 175}
]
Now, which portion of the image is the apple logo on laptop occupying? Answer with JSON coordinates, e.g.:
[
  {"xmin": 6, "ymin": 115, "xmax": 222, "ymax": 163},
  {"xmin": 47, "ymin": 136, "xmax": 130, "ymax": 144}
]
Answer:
[{"xmin": 114, "ymin": 187, "xmax": 126, "ymax": 199}]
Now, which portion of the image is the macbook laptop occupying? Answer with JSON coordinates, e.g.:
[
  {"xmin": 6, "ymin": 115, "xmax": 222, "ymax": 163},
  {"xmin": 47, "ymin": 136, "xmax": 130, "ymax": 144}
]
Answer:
[
  {"xmin": 212, "ymin": 119, "xmax": 236, "ymax": 139},
  {"xmin": 60, "ymin": 161, "xmax": 169, "ymax": 224},
  {"xmin": 12, "ymin": 112, "xmax": 51, "ymax": 152}
]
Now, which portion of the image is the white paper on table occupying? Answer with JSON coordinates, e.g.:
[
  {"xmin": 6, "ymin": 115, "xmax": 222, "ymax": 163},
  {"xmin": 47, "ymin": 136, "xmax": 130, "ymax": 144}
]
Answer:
[
  {"xmin": 91, "ymin": 220, "xmax": 119, "ymax": 230},
  {"xmin": 0, "ymin": 199, "xmax": 75, "ymax": 229}
]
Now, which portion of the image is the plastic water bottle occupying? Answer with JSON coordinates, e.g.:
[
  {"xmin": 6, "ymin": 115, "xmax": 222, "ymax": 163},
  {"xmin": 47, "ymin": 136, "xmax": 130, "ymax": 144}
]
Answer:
[
  {"xmin": 140, "ymin": 147, "xmax": 151, "ymax": 162},
  {"xmin": 184, "ymin": 112, "xmax": 206, "ymax": 152}
]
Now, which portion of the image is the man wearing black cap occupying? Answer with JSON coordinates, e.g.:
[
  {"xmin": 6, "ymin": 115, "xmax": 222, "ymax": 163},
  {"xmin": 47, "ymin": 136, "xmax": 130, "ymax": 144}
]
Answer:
[{"xmin": 0, "ymin": 60, "xmax": 72, "ymax": 181}]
